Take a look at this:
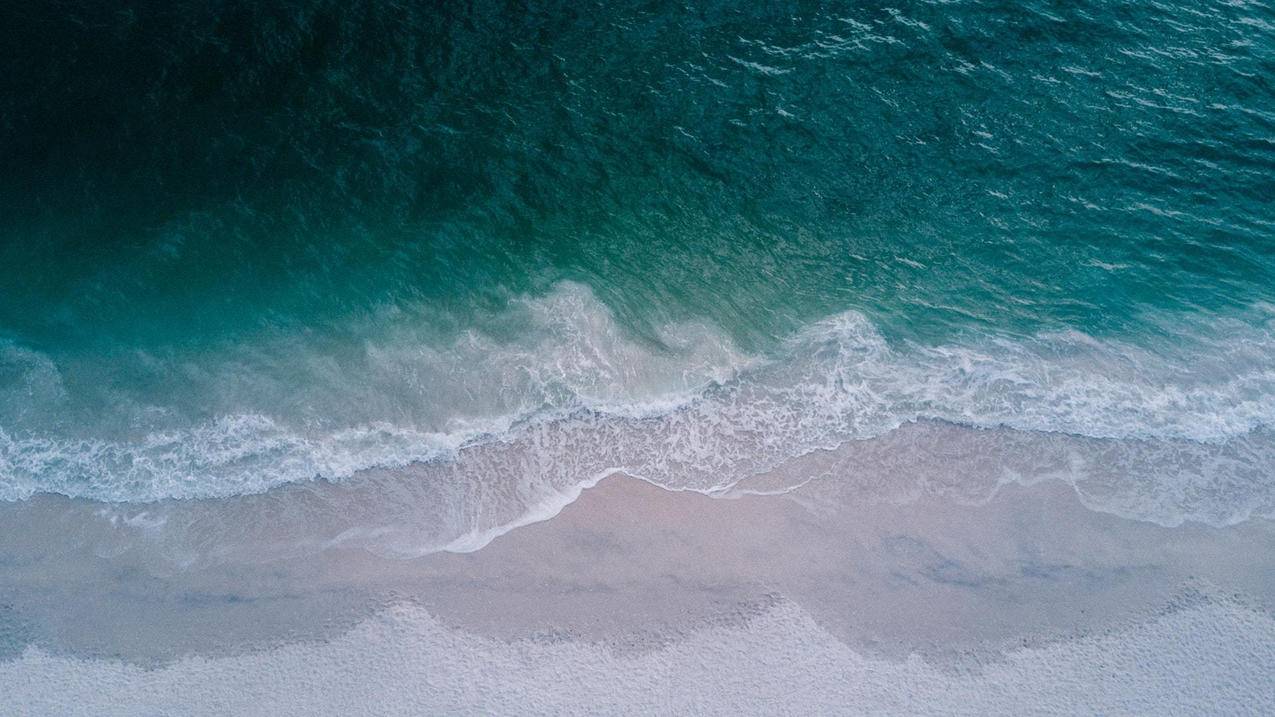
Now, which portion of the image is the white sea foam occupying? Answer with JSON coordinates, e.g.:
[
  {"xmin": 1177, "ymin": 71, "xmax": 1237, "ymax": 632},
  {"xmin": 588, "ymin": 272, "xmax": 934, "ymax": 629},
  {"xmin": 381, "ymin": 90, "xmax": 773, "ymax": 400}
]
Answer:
[{"xmin": 1, "ymin": 282, "xmax": 1273, "ymax": 537}]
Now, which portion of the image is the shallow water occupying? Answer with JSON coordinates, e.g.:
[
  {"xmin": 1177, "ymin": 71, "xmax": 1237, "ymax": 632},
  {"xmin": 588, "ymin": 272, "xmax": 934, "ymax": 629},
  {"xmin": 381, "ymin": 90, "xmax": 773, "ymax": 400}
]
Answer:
[{"xmin": 3, "ymin": 0, "xmax": 1274, "ymax": 518}]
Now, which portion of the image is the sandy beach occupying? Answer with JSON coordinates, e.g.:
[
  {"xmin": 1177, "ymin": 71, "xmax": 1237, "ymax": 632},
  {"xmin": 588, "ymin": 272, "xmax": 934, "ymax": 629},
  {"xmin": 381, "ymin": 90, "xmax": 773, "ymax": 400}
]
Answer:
[{"xmin": 3, "ymin": 426, "xmax": 1274, "ymax": 714}]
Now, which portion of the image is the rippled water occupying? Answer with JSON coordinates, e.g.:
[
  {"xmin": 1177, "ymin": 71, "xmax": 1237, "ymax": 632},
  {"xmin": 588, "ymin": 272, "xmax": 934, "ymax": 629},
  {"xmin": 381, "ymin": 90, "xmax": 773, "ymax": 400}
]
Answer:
[{"xmin": 1, "ymin": 0, "xmax": 1273, "ymax": 526}]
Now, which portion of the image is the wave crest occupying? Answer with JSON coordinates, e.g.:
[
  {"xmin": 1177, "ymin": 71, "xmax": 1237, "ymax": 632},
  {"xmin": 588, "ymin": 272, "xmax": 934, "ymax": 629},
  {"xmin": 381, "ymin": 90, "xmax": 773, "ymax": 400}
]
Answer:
[{"xmin": 2, "ymin": 283, "xmax": 1273, "ymax": 537}]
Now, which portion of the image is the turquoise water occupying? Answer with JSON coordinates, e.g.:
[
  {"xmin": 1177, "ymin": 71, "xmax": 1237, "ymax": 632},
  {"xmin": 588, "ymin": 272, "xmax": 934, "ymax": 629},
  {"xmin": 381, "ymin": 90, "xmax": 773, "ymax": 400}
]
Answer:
[{"xmin": 1, "ymin": 1, "xmax": 1273, "ymax": 510}]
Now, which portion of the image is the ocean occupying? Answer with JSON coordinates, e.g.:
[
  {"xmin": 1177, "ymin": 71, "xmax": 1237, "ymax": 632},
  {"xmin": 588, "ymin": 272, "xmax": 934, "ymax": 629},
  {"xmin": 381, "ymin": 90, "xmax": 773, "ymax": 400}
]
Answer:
[
  {"xmin": 3, "ymin": 2, "xmax": 1275, "ymax": 713},
  {"xmin": 4, "ymin": 0, "xmax": 1273, "ymax": 538}
]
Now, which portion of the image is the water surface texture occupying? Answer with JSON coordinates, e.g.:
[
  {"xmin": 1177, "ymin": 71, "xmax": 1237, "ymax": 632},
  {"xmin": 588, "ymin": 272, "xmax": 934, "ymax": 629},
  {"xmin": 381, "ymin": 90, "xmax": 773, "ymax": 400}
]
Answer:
[
  {"xmin": 4, "ymin": 2, "xmax": 1275, "ymax": 714},
  {"xmin": 2, "ymin": 0, "xmax": 1274, "ymax": 524}
]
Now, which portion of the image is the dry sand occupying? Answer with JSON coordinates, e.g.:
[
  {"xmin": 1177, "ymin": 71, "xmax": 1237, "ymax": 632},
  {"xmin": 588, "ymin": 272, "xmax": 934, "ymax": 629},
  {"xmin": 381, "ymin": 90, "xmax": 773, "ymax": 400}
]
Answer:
[{"xmin": 1, "ymin": 448, "xmax": 1274, "ymax": 713}]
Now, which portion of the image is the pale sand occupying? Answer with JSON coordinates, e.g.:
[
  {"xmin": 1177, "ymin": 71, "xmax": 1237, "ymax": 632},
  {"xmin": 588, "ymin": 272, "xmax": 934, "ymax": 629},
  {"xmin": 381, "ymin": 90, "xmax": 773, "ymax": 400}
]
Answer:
[{"xmin": 1, "ymin": 450, "xmax": 1274, "ymax": 714}]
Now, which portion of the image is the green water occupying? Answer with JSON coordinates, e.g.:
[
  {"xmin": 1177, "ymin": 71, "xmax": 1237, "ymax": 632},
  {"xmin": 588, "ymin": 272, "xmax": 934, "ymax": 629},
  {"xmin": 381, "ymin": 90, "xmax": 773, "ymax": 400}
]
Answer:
[{"xmin": 1, "ymin": 0, "xmax": 1273, "ymax": 501}]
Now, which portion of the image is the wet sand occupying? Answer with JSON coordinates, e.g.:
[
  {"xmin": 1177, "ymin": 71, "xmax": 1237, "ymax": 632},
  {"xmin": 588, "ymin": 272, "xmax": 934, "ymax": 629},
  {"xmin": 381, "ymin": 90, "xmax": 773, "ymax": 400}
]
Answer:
[{"xmin": 2, "ymin": 457, "xmax": 1274, "ymax": 714}]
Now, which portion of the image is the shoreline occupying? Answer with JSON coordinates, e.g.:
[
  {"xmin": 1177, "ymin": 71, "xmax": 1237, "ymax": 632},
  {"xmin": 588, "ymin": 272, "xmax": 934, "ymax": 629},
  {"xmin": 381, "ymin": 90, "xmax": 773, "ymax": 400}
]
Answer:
[
  {"xmin": 3, "ymin": 469, "xmax": 1274, "ymax": 713},
  {"xmin": 2, "ymin": 459, "xmax": 1274, "ymax": 660},
  {"xmin": 3, "ymin": 458, "xmax": 1275, "ymax": 713},
  {"xmin": 3, "ymin": 419, "xmax": 1275, "ymax": 712}
]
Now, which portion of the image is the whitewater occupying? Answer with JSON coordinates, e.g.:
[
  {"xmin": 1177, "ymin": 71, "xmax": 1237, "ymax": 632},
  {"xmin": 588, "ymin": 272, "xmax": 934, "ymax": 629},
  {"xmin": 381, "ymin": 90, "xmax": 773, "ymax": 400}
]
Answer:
[{"xmin": 3, "ymin": 283, "xmax": 1272, "ymax": 559}]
